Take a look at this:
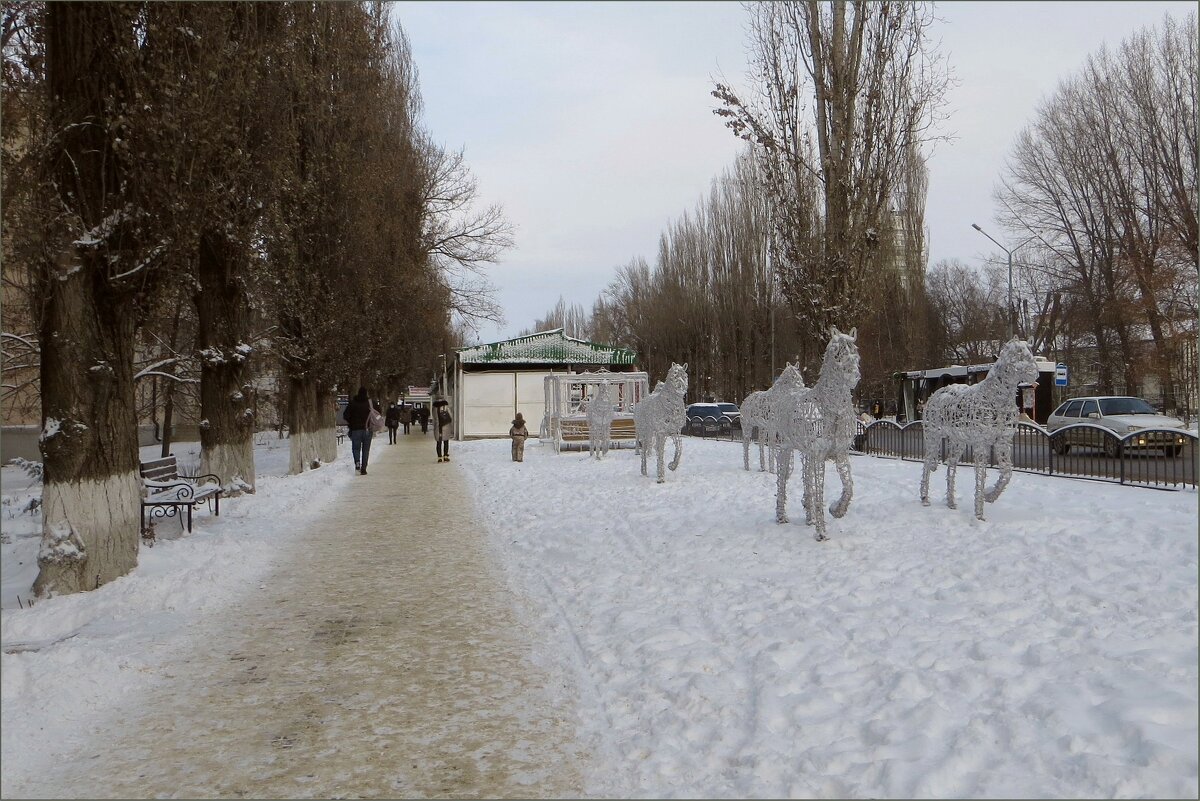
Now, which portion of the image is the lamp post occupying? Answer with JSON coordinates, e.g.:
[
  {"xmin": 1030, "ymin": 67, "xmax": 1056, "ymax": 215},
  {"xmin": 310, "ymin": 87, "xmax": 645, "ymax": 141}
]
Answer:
[{"xmin": 971, "ymin": 224, "xmax": 1037, "ymax": 340}]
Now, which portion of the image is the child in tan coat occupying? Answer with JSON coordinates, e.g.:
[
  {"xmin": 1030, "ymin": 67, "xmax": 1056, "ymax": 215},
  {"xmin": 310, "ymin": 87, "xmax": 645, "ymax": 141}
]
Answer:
[{"xmin": 509, "ymin": 413, "xmax": 530, "ymax": 462}]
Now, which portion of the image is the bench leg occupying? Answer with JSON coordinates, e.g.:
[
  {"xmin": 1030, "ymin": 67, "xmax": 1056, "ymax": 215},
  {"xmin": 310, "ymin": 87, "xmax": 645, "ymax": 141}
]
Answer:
[
  {"xmin": 186, "ymin": 504, "xmax": 193, "ymax": 533},
  {"xmin": 214, "ymin": 494, "xmax": 220, "ymax": 517}
]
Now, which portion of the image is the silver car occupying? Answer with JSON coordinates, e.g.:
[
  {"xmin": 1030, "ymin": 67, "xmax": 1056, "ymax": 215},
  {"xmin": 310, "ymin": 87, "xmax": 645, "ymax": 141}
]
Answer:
[{"xmin": 1046, "ymin": 396, "xmax": 1188, "ymax": 457}]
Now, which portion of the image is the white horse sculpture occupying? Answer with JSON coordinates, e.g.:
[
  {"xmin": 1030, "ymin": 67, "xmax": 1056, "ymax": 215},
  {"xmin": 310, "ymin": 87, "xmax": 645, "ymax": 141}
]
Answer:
[
  {"xmin": 633, "ymin": 362, "xmax": 688, "ymax": 483},
  {"xmin": 775, "ymin": 327, "xmax": 861, "ymax": 541},
  {"xmin": 919, "ymin": 338, "xmax": 1039, "ymax": 520},
  {"xmin": 587, "ymin": 381, "xmax": 615, "ymax": 459},
  {"xmin": 741, "ymin": 363, "xmax": 806, "ymax": 473}
]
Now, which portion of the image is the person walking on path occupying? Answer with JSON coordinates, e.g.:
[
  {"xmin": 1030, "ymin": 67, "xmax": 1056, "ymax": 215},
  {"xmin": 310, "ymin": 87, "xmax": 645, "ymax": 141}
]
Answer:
[
  {"xmin": 509, "ymin": 413, "xmax": 530, "ymax": 462},
  {"xmin": 419, "ymin": 405, "xmax": 430, "ymax": 435},
  {"xmin": 434, "ymin": 399, "xmax": 453, "ymax": 462},
  {"xmin": 400, "ymin": 404, "xmax": 413, "ymax": 435},
  {"xmin": 386, "ymin": 402, "xmax": 401, "ymax": 444},
  {"xmin": 343, "ymin": 387, "xmax": 375, "ymax": 474}
]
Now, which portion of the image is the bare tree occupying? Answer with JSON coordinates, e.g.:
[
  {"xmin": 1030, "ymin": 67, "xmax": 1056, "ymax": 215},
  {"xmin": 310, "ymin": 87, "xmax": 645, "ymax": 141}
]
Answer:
[
  {"xmin": 420, "ymin": 141, "xmax": 513, "ymax": 328},
  {"xmin": 997, "ymin": 11, "xmax": 1196, "ymax": 407},
  {"xmin": 713, "ymin": 0, "xmax": 950, "ymax": 344}
]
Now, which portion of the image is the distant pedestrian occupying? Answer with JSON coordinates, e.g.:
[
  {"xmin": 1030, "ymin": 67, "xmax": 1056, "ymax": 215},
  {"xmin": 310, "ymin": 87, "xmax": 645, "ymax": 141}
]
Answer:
[
  {"xmin": 343, "ymin": 387, "xmax": 375, "ymax": 474},
  {"xmin": 509, "ymin": 413, "xmax": 530, "ymax": 462},
  {"xmin": 385, "ymin": 402, "xmax": 400, "ymax": 444},
  {"xmin": 399, "ymin": 403, "xmax": 413, "ymax": 434},
  {"xmin": 433, "ymin": 399, "xmax": 453, "ymax": 462},
  {"xmin": 419, "ymin": 405, "xmax": 430, "ymax": 435}
]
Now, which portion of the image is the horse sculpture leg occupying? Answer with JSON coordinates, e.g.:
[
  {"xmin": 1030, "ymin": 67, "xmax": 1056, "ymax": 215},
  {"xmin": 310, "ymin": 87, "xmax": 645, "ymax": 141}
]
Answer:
[
  {"xmin": 656, "ymin": 433, "xmax": 667, "ymax": 483},
  {"xmin": 639, "ymin": 434, "xmax": 649, "ymax": 476},
  {"xmin": 973, "ymin": 453, "xmax": 988, "ymax": 520},
  {"xmin": 945, "ymin": 443, "xmax": 963, "ymax": 510},
  {"xmin": 775, "ymin": 447, "xmax": 792, "ymax": 523},
  {"xmin": 743, "ymin": 431, "xmax": 751, "ymax": 471},
  {"xmin": 919, "ymin": 448, "xmax": 937, "ymax": 506},
  {"xmin": 800, "ymin": 453, "xmax": 814, "ymax": 525},
  {"xmin": 984, "ymin": 440, "xmax": 1014, "ymax": 505},
  {"xmin": 668, "ymin": 433, "xmax": 683, "ymax": 472},
  {"xmin": 830, "ymin": 452, "xmax": 853, "ymax": 519},
  {"xmin": 807, "ymin": 451, "xmax": 828, "ymax": 540}
]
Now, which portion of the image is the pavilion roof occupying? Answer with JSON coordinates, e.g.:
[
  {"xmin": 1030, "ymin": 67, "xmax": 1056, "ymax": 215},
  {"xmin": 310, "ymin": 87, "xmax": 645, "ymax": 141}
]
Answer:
[{"xmin": 455, "ymin": 328, "xmax": 637, "ymax": 366}]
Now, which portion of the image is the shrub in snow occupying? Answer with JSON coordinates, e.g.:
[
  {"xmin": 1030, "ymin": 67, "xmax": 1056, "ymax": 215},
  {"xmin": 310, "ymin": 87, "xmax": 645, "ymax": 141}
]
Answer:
[
  {"xmin": 919, "ymin": 338, "xmax": 1040, "ymax": 520},
  {"xmin": 633, "ymin": 362, "xmax": 688, "ymax": 483},
  {"xmin": 775, "ymin": 327, "xmax": 861, "ymax": 540}
]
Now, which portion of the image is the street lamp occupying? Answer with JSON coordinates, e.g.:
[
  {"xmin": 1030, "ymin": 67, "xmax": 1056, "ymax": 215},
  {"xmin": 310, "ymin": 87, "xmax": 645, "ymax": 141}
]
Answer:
[{"xmin": 971, "ymin": 224, "xmax": 1037, "ymax": 340}]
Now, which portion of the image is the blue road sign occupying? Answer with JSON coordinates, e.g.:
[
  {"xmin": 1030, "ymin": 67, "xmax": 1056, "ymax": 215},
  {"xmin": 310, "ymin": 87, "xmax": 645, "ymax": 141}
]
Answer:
[{"xmin": 1055, "ymin": 363, "xmax": 1068, "ymax": 387}]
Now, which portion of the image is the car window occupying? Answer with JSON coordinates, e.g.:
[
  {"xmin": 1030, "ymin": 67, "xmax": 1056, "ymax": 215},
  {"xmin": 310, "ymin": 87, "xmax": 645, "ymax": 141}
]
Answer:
[
  {"xmin": 1099, "ymin": 397, "xmax": 1155, "ymax": 415},
  {"xmin": 1063, "ymin": 400, "xmax": 1084, "ymax": 418},
  {"xmin": 1080, "ymin": 399, "xmax": 1099, "ymax": 417},
  {"xmin": 1051, "ymin": 402, "xmax": 1069, "ymax": 417},
  {"xmin": 717, "ymin": 403, "xmax": 739, "ymax": 414}
]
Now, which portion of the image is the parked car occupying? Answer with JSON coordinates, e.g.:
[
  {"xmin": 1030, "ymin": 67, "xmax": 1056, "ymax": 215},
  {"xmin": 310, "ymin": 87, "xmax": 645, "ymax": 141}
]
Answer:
[
  {"xmin": 1046, "ymin": 396, "xmax": 1188, "ymax": 457},
  {"xmin": 684, "ymin": 403, "xmax": 733, "ymax": 436},
  {"xmin": 715, "ymin": 402, "xmax": 742, "ymax": 430}
]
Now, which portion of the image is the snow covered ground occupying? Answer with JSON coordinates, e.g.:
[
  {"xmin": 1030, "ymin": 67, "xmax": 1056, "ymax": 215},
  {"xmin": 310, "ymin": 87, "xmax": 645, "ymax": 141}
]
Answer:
[{"xmin": 2, "ymin": 434, "xmax": 1196, "ymax": 798}]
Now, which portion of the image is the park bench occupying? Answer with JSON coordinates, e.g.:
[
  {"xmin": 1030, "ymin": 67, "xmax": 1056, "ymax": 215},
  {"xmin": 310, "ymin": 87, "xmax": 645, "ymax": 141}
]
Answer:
[{"xmin": 139, "ymin": 455, "xmax": 223, "ymax": 535}]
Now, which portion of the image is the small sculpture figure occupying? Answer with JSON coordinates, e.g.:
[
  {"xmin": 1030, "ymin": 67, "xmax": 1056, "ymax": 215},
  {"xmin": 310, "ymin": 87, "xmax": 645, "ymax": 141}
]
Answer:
[
  {"xmin": 919, "ymin": 338, "xmax": 1039, "ymax": 520},
  {"xmin": 741, "ymin": 363, "xmax": 805, "ymax": 473},
  {"xmin": 633, "ymin": 362, "xmax": 688, "ymax": 483},
  {"xmin": 775, "ymin": 327, "xmax": 861, "ymax": 541},
  {"xmin": 587, "ymin": 381, "xmax": 615, "ymax": 459}
]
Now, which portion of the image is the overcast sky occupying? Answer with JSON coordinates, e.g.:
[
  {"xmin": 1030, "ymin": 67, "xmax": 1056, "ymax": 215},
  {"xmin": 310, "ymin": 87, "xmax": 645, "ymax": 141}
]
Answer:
[{"xmin": 390, "ymin": 1, "xmax": 1194, "ymax": 344}]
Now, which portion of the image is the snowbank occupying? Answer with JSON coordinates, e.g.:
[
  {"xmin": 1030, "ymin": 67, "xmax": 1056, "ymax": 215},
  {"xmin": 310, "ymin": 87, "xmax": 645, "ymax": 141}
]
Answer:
[{"xmin": 457, "ymin": 437, "xmax": 1198, "ymax": 798}]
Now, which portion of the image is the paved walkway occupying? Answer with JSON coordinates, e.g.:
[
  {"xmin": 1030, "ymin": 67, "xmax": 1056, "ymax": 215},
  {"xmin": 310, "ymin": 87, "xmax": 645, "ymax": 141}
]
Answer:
[{"xmin": 37, "ymin": 433, "xmax": 588, "ymax": 798}]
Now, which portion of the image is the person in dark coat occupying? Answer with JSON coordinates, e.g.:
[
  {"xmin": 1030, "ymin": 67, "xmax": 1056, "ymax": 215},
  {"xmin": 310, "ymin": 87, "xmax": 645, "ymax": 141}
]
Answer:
[
  {"xmin": 343, "ymin": 386, "xmax": 375, "ymax": 474},
  {"xmin": 433, "ymin": 399, "xmax": 453, "ymax": 462},
  {"xmin": 399, "ymin": 403, "xmax": 413, "ymax": 435},
  {"xmin": 385, "ymin": 402, "xmax": 401, "ymax": 444},
  {"xmin": 419, "ymin": 404, "xmax": 430, "ymax": 435}
]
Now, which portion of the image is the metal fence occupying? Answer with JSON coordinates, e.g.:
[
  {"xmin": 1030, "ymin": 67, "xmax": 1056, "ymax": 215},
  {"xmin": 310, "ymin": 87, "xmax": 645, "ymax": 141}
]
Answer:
[
  {"xmin": 852, "ymin": 419, "xmax": 1198, "ymax": 490},
  {"xmin": 684, "ymin": 418, "xmax": 1198, "ymax": 490}
]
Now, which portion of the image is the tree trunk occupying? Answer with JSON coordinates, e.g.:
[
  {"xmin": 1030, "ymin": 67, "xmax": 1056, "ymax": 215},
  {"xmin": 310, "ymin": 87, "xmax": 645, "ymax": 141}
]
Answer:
[
  {"xmin": 34, "ymin": 252, "xmax": 142, "ymax": 597},
  {"xmin": 33, "ymin": 3, "xmax": 143, "ymax": 597},
  {"xmin": 287, "ymin": 370, "xmax": 335, "ymax": 474},
  {"xmin": 195, "ymin": 229, "xmax": 256, "ymax": 493}
]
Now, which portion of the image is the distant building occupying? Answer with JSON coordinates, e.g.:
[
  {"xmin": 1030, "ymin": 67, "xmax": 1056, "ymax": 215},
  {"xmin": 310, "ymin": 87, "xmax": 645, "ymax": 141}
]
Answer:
[{"xmin": 443, "ymin": 328, "xmax": 639, "ymax": 439}]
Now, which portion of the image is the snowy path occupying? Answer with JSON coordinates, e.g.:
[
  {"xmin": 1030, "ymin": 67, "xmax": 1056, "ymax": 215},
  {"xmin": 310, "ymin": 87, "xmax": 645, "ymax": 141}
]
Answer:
[{"xmin": 20, "ymin": 434, "xmax": 586, "ymax": 799}]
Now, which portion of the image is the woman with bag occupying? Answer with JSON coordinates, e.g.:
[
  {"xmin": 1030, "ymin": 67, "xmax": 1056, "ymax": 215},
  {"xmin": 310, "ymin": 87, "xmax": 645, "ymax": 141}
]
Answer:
[
  {"xmin": 433, "ymin": 398, "xmax": 453, "ymax": 462},
  {"xmin": 343, "ymin": 387, "xmax": 381, "ymax": 475}
]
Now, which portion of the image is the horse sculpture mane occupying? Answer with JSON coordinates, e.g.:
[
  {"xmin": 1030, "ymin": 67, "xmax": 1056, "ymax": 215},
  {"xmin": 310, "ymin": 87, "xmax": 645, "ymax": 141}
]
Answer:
[
  {"xmin": 633, "ymin": 362, "xmax": 688, "ymax": 483},
  {"xmin": 774, "ymin": 327, "xmax": 861, "ymax": 540},
  {"xmin": 919, "ymin": 338, "xmax": 1039, "ymax": 520}
]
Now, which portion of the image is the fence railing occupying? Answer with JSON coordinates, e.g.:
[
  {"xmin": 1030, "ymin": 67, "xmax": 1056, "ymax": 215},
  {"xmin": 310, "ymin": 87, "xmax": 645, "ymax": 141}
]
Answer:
[
  {"xmin": 684, "ymin": 418, "xmax": 1198, "ymax": 490},
  {"xmin": 852, "ymin": 419, "xmax": 1197, "ymax": 490}
]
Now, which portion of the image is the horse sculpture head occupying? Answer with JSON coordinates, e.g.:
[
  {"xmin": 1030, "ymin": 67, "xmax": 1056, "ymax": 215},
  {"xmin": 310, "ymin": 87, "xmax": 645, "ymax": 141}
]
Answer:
[
  {"xmin": 665, "ymin": 362, "xmax": 689, "ymax": 395},
  {"xmin": 993, "ymin": 338, "xmax": 1039, "ymax": 386},
  {"xmin": 823, "ymin": 326, "xmax": 861, "ymax": 388},
  {"xmin": 776, "ymin": 362, "xmax": 805, "ymax": 391}
]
